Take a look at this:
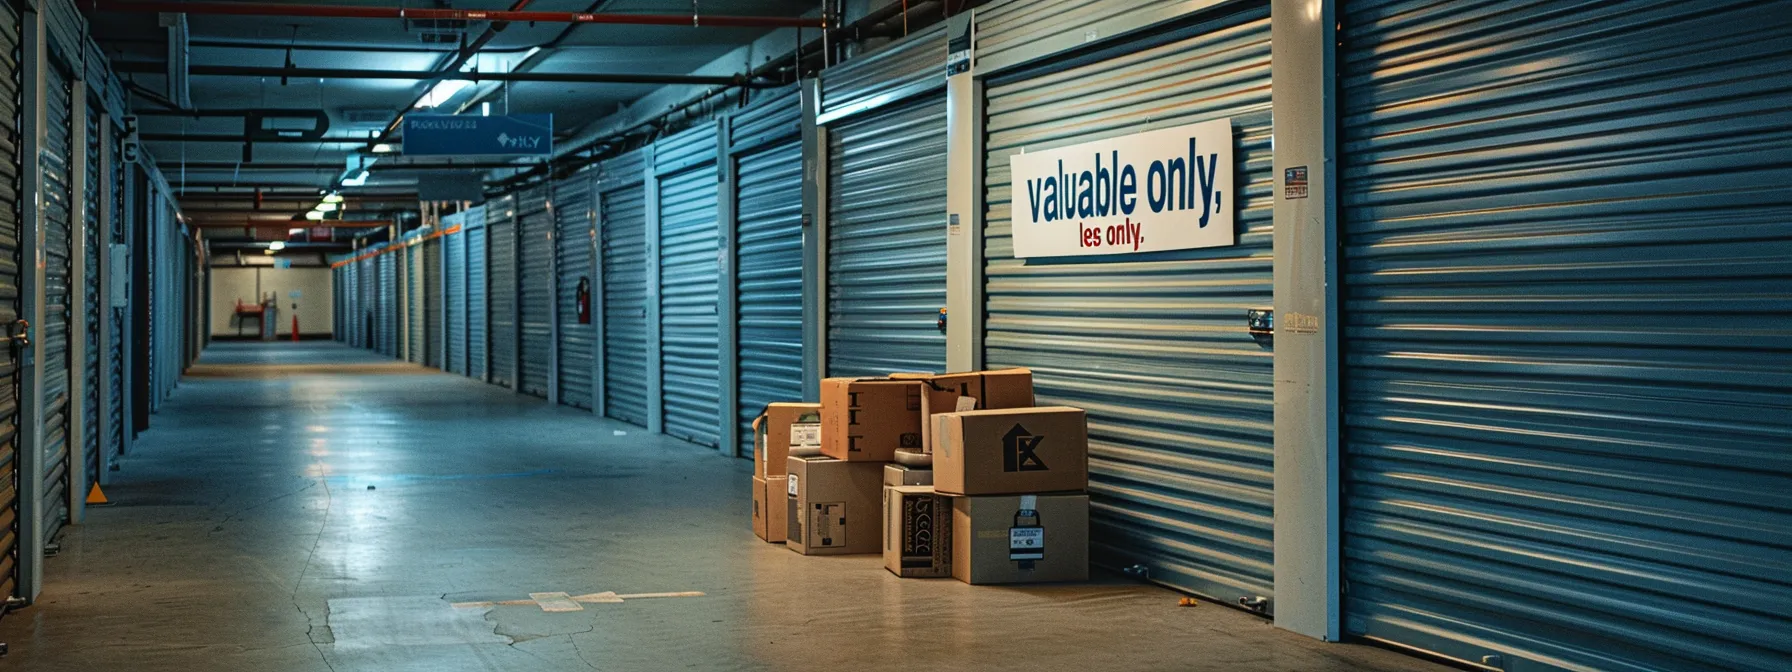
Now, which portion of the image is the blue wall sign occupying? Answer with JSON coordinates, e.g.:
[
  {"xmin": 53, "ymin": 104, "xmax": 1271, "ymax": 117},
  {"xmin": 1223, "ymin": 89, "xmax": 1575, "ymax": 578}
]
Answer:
[{"xmin": 403, "ymin": 114, "xmax": 554, "ymax": 156}]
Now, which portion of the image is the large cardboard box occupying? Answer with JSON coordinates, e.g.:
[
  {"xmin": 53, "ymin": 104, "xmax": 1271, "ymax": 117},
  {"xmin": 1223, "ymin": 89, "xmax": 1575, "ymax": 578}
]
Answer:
[
  {"xmin": 785, "ymin": 456, "xmax": 884, "ymax": 555},
  {"xmin": 884, "ymin": 486, "xmax": 953, "ymax": 578},
  {"xmin": 820, "ymin": 378, "xmax": 922, "ymax": 462},
  {"xmin": 913, "ymin": 369, "xmax": 1035, "ymax": 453},
  {"xmin": 884, "ymin": 463, "xmax": 934, "ymax": 487},
  {"xmin": 752, "ymin": 475, "xmax": 789, "ymax": 543},
  {"xmin": 754, "ymin": 403, "xmax": 822, "ymax": 478},
  {"xmin": 952, "ymin": 493, "xmax": 1089, "ymax": 584},
  {"xmin": 933, "ymin": 407, "xmax": 1088, "ymax": 496}
]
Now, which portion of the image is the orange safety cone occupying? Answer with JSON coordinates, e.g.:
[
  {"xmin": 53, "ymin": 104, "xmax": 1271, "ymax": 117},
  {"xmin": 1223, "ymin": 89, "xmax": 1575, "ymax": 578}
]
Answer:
[{"xmin": 86, "ymin": 483, "xmax": 110, "ymax": 506}]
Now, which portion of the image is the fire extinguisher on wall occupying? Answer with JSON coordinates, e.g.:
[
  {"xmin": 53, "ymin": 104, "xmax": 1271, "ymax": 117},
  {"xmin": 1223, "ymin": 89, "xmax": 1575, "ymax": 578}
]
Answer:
[{"xmin": 576, "ymin": 277, "xmax": 592, "ymax": 324}]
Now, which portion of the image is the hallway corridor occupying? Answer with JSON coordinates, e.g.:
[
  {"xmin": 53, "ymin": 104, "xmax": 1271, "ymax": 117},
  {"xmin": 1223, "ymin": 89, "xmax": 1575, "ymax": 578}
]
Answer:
[{"xmin": 0, "ymin": 343, "xmax": 1438, "ymax": 672}]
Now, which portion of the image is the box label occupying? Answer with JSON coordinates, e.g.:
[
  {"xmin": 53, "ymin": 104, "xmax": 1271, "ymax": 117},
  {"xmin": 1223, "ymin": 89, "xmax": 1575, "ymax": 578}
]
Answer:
[
  {"xmin": 1009, "ymin": 527, "xmax": 1044, "ymax": 561},
  {"xmin": 812, "ymin": 502, "xmax": 846, "ymax": 548},
  {"xmin": 955, "ymin": 396, "xmax": 979, "ymax": 412},
  {"xmin": 787, "ymin": 474, "xmax": 799, "ymax": 496},
  {"xmin": 790, "ymin": 422, "xmax": 821, "ymax": 448}
]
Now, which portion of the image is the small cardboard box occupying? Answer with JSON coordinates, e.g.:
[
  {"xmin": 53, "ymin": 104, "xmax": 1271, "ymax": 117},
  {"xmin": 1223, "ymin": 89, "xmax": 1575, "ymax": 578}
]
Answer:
[
  {"xmin": 884, "ymin": 463, "xmax": 934, "ymax": 487},
  {"xmin": 885, "ymin": 485, "xmax": 953, "ymax": 578},
  {"xmin": 754, "ymin": 403, "xmax": 822, "ymax": 478},
  {"xmin": 785, "ymin": 456, "xmax": 884, "ymax": 555},
  {"xmin": 914, "ymin": 369, "xmax": 1036, "ymax": 454},
  {"xmin": 820, "ymin": 378, "xmax": 922, "ymax": 462},
  {"xmin": 952, "ymin": 493, "xmax": 1089, "ymax": 584},
  {"xmin": 753, "ymin": 475, "xmax": 788, "ymax": 543},
  {"xmin": 933, "ymin": 407, "xmax": 1088, "ymax": 496}
]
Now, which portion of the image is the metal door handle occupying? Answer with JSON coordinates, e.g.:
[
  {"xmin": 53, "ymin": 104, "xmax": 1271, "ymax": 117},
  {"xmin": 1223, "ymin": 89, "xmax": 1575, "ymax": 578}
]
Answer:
[{"xmin": 10, "ymin": 319, "xmax": 29, "ymax": 351}]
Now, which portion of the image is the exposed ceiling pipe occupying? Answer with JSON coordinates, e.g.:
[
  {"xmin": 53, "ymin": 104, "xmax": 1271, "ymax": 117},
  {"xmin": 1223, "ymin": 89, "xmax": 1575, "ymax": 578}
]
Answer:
[
  {"xmin": 153, "ymin": 161, "xmax": 533, "ymax": 171},
  {"xmin": 141, "ymin": 133, "xmax": 369, "ymax": 143},
  {"xmin": 93, "ymin": 1, "xmax": 824, "ymax": 28},
  {"xmin": 101, "ymin": 36, "xmax": 541, "ymax": 55},
  {"xmin": 367, "ymin": 0, "xmax": 531, "ymax": 153},
  {"xmin": 113, "ymin": 61, "xmax": 772, "ymax": 87}
]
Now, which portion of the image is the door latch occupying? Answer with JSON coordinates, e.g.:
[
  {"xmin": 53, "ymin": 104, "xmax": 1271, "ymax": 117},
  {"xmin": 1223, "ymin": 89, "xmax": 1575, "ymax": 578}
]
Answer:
[{"xmin": 9, "ymin": 319, "xmax": 28, "ymax": 351}]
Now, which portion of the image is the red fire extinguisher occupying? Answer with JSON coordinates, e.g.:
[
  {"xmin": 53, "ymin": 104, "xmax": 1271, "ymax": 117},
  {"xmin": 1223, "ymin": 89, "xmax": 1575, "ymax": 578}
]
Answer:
[{"xmin": 576, "ymin": 277, "xmax": 592, "ymax": 324}]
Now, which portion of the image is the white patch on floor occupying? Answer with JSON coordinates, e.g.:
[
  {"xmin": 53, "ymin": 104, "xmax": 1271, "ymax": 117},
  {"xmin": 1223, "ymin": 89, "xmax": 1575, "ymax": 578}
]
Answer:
[{"xmin": 326, "ymin": 596, "xmax": 513, "ymax": 650}]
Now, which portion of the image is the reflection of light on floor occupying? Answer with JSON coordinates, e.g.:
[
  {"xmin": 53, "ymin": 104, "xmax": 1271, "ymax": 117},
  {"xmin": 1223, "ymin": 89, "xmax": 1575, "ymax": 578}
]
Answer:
[{"xmin": 307, "ymin": 425, "xmax": 330, "ymax": 433}]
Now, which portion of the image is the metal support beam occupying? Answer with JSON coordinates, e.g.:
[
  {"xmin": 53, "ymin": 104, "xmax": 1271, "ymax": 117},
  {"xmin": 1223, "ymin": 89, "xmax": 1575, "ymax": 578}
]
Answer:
[
  {"xmin": 715, "ymin": 117, "xmax": 739, "ymax": 457},
  {"xmin": 111, "ymin": 62, "xmax": 773, "ymax": 88},
  {"xmin": 943, "ymin": 11, "xmax": 982, "ymax": 374},
  {"xmin": 96, "ymin": 112, "xmax": 115, "ymax": 487},
  {"xmin": 69, "ymin": 78, "xmax": 89, "ymax": 525},
  {"xmin": 16, "ymin": 3, "xmax": 49, "ymax": 604},
  {"xmin": 587, "ymin": 177, "xmax": 603, "ymax": 418},
  {"xmin": 546, "ymin": 196, "xmax": 560, "ymax": 407},
  {"xmin": 798, "ymin": 79, "xmax": 826, "ymax": 401},
  {"xmin": 1271, "ymin": 0, "xmax": 1341, "ymax": 642},
  {"xmin": 642, "ymin": 146, "xmax": 663, "ymax": 433},
  {"xmin": 94, "ymin": 1, "xmax": 823, "ymax": 28}
]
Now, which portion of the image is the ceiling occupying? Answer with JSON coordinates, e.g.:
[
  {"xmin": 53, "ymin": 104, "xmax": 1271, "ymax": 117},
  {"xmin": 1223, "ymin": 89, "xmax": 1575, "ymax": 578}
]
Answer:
[{"xmin": 89, "ymin": 0, "xmax": 818, "ymax": 245}]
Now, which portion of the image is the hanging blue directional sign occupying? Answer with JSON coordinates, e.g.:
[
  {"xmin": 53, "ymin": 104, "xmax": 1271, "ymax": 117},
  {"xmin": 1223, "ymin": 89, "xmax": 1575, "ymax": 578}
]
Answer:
[{"xmin": 402, "ymin": 114, "xmax": 554, "ymax": 156}]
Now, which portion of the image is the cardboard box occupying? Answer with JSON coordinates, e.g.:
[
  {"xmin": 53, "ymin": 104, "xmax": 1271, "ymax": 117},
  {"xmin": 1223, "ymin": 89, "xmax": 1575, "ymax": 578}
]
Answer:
[
  {"xmin": 785, "ymin": 456, "xmax": 884, "ymax": 555},
  {"xmin": 933, "ymin": 407, "xmax": 1088, "ymax": 496},
  {"xmin": 884, "ymin": 463, "xmax": 934, "ymax": 487},
  {"xmin": 753, "ymin": 475, "xmax": 769, "ymax": 540},
  {"xmin": 820, "ymin": 378, "xmax": 922, "ymax": 462},
  {"xmin": 914, "ymin": 369, "xmax": 1036, "ymax": 454},
  {"xmin": 754, "ymin": 403, "xmax": 822, "ymax": 478},
  {"xmin": 952, "ymin": 493, "xmax": 1089, "ymax": 584},
  {"xmin": 885, "ymin": 486, "xmax": 953, "ymax": 578},
  {"xmin": 752, "ymin": 475, "xmax": 789, "ymax": 543}
]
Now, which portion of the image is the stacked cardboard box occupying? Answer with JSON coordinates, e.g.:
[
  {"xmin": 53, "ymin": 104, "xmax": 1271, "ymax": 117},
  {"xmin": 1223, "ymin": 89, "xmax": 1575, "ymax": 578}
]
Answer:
[{"xmin": 749, "ymin": 369, "xmax": 1090, "ymax": 587}]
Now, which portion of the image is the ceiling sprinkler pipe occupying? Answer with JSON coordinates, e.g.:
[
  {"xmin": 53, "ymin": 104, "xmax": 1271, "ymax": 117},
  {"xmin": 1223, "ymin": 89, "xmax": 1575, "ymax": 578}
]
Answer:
[{"xmin": 90, "ymin": 1, "xmax": 825, "ymax": 29}]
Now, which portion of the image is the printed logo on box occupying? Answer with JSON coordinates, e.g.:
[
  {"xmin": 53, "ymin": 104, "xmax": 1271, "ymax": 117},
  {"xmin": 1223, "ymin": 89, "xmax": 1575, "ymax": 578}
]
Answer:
[{"xmin": 1002, "ymin": 424, "xmax": 1049, "ymax": 472}]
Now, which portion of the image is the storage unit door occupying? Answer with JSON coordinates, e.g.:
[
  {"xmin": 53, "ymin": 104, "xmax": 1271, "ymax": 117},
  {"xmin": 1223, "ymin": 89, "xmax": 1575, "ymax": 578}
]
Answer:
[
  {"xmin": 424, "ymin": 238, "xmax": 442, "ymax": 368},
  {"xmin": 600, "ymin": 153, "xmax": 648, "ymax": 427},
  {"xmin": 656, "ymin": 131, "xmax": 721, "ymax": 448},
  {"xmin": 466, "ymin": 207, "xmax": 489, "ymax": 380},
  {"xmin": 380, "ymin": 252, "xmax": 397, "ymax": 356},
  {"xmin": 108, "ymin": 128, "xmax": 124, "ymax": 457},
  {"xmin": 826, "ymin": 96, "xmax": 947, "ymax": 377},
  {"xmin": 487, "ymin": 198, "xmax": 517, "ymax": 388},
  {"xmin": 359, "ymin": 257, "xmax": 374, "ymax": 349},
  {"xmin": 554, "ymin": 176, "xmax": 594, "ymax": 409},
  {"xmin": 0, "ymin": 0, "xmax": 24, "ymax": 599},
  {"xmin": 733, "ymin": 133, "xmax": 803, "ymax": 456},
  {"xmin": 41, "ymin": 59, "xmax": 75, "ymax": 543},
  {"xmin": 409, "ymin": 244, "xmax": 424, "ymax": 362},
  {"xmin": 1338, "ymin": 3, "xmax": 1792, "ymax": 670},
  {"xmin": 83, "ymin": 96, "xmax": 101, "ymax": 485},
  {"xmin": 446, "ymin": 222, "xmax": 466, "ymax": 375},
  {"xmin": 981, "ymin": 7, "xmax": 1274, "ymax": 605},
  {"xmin": 517, "ymin": 186, "xmax": 553, "ymax": 398}
]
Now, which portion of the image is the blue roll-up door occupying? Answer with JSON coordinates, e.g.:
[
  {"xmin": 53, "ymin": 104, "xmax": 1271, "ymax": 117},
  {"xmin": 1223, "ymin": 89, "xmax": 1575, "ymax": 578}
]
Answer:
[
  {"xmin": 424, "ymin": 237, "xmax": 442, "ymax": 368},
  {"xmin": 1339, "ymin": 2, "xmax": 1792, "ymax": 670},
  {"xmin": 465, "ymin": 206, "xmax": 489, "ymax": 381},
  {"xmin": 107, "ymin": 125, "xmax": 125, "ymax": 459},
  {"xmin": 83, "ymin": 95, "xmax": 101, "ymax": 486},
  {"xmin": 730, "ymin": 90, "xmax": 803, "ymax": 457},
  {"xmin": 0, "ymin": 0, "xmax": 25, "ymax": 599},
  {"xmin": 600, "ymin": 151, "xmax": 649, "ymax": 427},
  {"xmin": 41, "ymin": 57, "xmax": 75, "ymax": 543},
  {"xmin": 656, "ymin": 125, "xmax": 722, "ymax": 448},
  {"xmin": 981, "ymin": 7, "xmax": 1275, "ymax": 606},
  {"xmin": 487, "ymin": 196, "xmax": 518, "ymax": 388},
  {"xmin": 379, "ymin": 249, "xmax": 397, "ymax": 357},
  {"xmin": 555, "ymin": 173, "xmax": 595, "ymax": 409},
  {"xmin": 358, "ymin": 256, "xmax": 374, "ymax": 349},
  {"xmin": 445, "ymin": 212, "xmax": 466, "ymax": 375},
  {"xmin": 517, "ymin": 185, "xmax": 554, "ymax": 398},
  {"xmin": 407, "ymin": 242, "xmax": 423, "ymax": 363},
  {"xmin": 826, "ymin": 96, "xmax": 947, "ymax": 377}
]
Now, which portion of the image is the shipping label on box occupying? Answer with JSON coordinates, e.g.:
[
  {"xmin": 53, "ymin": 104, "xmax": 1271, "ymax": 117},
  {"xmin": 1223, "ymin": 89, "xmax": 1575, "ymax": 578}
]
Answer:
[
  {"xmin": 885, "ymin": 485, "xmax": 953, "ymax": 578},
  {"xmin": 952, "ymin": 493, "xmax": 1089, "ymax": 585},
  {"xmin": 820, "ymin": 378, "xmax": 922, "ymax": 462},
  {"xmin": 755, "ymin": 403, "xmax": 822, "ymax": 478},
  {"xmin": 934, "ymin": 407, "xmax": 1088, "ymax": 496}
]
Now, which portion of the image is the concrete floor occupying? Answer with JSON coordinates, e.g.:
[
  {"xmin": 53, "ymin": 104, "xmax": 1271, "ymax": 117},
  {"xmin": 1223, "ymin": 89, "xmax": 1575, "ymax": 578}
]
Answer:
[{"xmin": 0, "ymin": 342, "xmax": 1447, "ymax": 672}]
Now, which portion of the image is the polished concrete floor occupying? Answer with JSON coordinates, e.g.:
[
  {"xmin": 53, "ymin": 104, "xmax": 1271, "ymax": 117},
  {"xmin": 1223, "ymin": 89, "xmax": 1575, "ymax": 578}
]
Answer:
[{"xmin": 0, "ymin": 342, "xmax": 1446, "ymax": 672}]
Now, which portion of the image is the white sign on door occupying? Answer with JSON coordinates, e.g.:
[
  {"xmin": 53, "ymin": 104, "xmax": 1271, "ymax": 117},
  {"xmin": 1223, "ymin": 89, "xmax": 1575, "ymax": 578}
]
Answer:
[{"xmin": 1008, "ymin": 118, "xmax": 1234, "ymax": 258}]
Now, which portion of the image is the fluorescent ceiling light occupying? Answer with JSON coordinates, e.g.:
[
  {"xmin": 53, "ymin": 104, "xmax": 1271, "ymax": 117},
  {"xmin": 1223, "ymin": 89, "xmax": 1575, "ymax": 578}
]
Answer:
[
  {"xmin": 416, "ymin": 79, "xmax": 473, "ymax": 108},
  {"xmin": 371, "ymin": 144, "xmax": 395, "ymax": 154},
  {"xmin": 322, "ymin": 193, "xmax": 344, "ymax": 204},
  {"xmin": 481, "ymin": 102, "xmax": 490, "ymax": 117},
  {"xmin": 340, "ymin": 170, "xmax": 370, "ymax": 187},
  {"xmin": 288, "ymin": 228, "xmax": 305, "ymax": 235},
  {"xmin": 269, "ymin": 241, "xmax": 287, "ymax": 251},
  {"xmin": 521, "ymin": 47, "xmax": 542, "ymax": 63},
  {"xmin": 305, "ymin": 211, "xmax": 325, "ymax": 221},
  {"xmin": 316, "ymin": 203, "xmax": 338, "ymax": 212}
]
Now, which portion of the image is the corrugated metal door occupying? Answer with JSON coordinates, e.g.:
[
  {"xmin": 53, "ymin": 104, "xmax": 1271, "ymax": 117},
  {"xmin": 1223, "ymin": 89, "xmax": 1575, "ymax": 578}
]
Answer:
[
  {"xmin": 826, "ymin": 96, "xmax": 947, "ymax": 377},
  {"xmin": 424, "ymin": 237, "xmax": 442, "ymax": 368},
  {"xmin": 407, "ymin": 243, "xmax": 423, "ymax": 363},
  {"xmin": 600, "ymin": 152, "xmax": 648, "ymax": 427},
  {"xmin": 517, "ymin": 185, "xmax": 553, "ymax": 398},
  {"xmin": 487, "ymin": 196, "xmax": 517, "ymax": 388},
  {"xmin": 0, "ymin": 0, "xmax": 24, "ymax": 599},
  {"xmin": 41, "ymin": 58, "xmax": 75, "ymax": 543},
  {"xmin": 982, "ymin": 7, "xmax": 1275, "ymax": 605},
  {"xmin": 358, "ymin": 256, "xmax": 374, "ymax": 349},
  {"xmin": 379, "ymin": 250, "xmax": 397, "ymax": 356},
  {"xmin": 554, "ymin": 174, "xmax": 594, "ymax": 409},
  {"xmin": 445, "ymin": 214, "xmax": 466, "ymax": 376},
  {"xmin": 83, "ymin": 96, "xmax": 100, "ymax": 485},
  {"xmin": 656, "ymin": 126, "xmax": 721, "ymax": 448},
  {"xmin": 731, "ymin": 92, "xmax": 803, "ymax": 457},
  {"xmin": 1339, "ymin": 3, "xmax": 1792, "ymax": 670},
  {"xmin": 465, "ymin": 206, "xmax": 489, "ymax": 380},
  {"xmin": 107, "ymin": 126, "xmax": 123, "ymax": 458}
]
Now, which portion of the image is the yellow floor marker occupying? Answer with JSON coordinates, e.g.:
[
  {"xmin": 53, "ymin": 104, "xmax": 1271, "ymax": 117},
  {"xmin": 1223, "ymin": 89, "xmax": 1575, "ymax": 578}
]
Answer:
[{"xmin": 87, "ymin": 484, "xmax": 111, "ymax": 505}]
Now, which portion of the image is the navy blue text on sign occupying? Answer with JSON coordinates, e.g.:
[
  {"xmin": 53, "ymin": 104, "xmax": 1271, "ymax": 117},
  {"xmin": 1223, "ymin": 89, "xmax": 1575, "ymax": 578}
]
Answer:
[{"xmin": 403, "ymin": 114, "xmax": 553, "ymax": 156}]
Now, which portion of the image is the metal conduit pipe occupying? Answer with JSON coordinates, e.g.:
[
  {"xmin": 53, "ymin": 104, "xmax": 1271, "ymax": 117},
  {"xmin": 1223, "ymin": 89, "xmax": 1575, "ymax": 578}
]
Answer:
[
  {"xmin": 113, "ymin": 62, "xmax": 771, "ymax": 87},
  {"xmin": 90, "ymin": 1, "xmax": 824, "ymax": 28}
]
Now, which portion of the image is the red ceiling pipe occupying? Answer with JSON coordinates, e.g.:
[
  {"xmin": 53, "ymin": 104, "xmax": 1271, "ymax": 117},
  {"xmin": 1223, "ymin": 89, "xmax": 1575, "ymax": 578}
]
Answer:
[{"xmin": 91, "ymin": 1, "xmax": 824, "ymax": 28}]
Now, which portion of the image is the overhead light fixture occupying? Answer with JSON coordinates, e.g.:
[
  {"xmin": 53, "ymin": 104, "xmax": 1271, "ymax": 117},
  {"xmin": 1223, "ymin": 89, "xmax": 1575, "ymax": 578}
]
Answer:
[
  {"xmin": 288, "ymin": 228, "xmax": 305, "ymax": 235},
  {"xmin": 316, "ymin": 203, "xmax": 338, "ymax": 213},
  {"xmin": 481, "ymin": 102, "xmax": 490, "ymax": 117},
  {"xmin": 521, "ymin": 47, "xmax": 542, "ymax": 64},
  {"xmin": 264, "ymin": 249, "xmax": 277, "ymax": 256},
  {"xmin": 371, "ymin": 144, "xmax": 395, "ymax": 154},
  {"xmin": 269, "ymin": 241, "xmax": 287, "ymax": 251},
  {"xmin": 340, "ymin": 170, "xmax": 370, "ymax": 187},
  {"xmin": 322, "ymin": 193, "xmax": 344, "ymax": 204},
  {"xmin": 305, "ymin": 210, "xmax": 325, "ymax": 221},
  {"xmin": 415, "ymin": 79, "xmax": 473, "ymax": 108}
]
